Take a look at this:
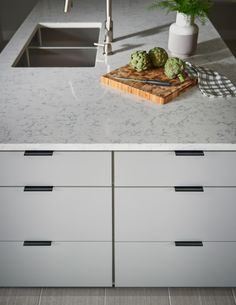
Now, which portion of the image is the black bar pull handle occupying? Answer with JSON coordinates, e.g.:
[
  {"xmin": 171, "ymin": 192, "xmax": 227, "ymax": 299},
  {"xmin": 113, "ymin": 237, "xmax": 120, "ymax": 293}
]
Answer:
[
  {"xmin": 175, "ymin": 150, "xmax": 204, "ymax": 156},
  {"xmin": 175, "ymin": 186, "xmax": 204, "ymax": 192},
  {"xmin": 175, "ymin": 241, "xmax": 203, "ymax": 247},
  {"xmin": 23, "ymin": 241, "xmax": 52, "ymax": 246},
  {"xmin": 24, "ymin": 186, "xmax": 53, "ymax": 192},
  {"xmin": 24, "ymin": 150, "xmax": 53, "ymax": 156}
]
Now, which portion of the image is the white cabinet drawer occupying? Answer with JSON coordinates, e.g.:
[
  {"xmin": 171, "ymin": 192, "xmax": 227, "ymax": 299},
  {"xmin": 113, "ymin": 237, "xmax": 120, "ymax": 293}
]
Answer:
[
  {"xmin": 0, "ymin": 241, "xmax": 112, "ymax": 287},
  {"xmin": 115, "ymin": 151, "xmax": 236, "ymax": 186},
  {"xmin": 0, "ymin": 187, "xmax": 111, "ymax": 241},
  {"xmin": 115, "ymin": 187, "xmax": 236, "ymax": 242},
  {"xmin": 0, "ymin": 151, "xmax": 111, "ymax": 186},
  {"xmin": 115, "ymin": 242, "xmax": 236, "ymax": 287}
]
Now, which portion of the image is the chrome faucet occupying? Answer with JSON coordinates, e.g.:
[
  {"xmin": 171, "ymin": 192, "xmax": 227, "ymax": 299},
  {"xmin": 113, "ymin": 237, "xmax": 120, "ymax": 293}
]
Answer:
[
  {"xmin": 64, "ymin": 0, "xmax": 73, "ymax": 13},
  {"xmin": 64, "ymin": 0, "xmax": 113, "ymax": 55},
  {"xmin": 105, "ymin": 0, "xmax": 113, "ymax": 43}
]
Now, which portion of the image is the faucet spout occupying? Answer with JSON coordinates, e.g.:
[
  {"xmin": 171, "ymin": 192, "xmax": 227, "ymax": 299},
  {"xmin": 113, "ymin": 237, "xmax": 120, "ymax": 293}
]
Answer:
[
  {"xmin": 64, "ymin": 0, "xmax": 73, "ymax": 13},
  {"xmin": 105, "ymin": 0, "xmax": 113, "ymax": 43},
  {"xmin": 63, "ymin": 0, "xmax": 113, "ymax": 55}
]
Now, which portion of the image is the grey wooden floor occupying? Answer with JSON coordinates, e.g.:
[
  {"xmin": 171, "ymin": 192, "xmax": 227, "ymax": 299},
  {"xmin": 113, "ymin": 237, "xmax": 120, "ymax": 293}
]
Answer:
[{"xmin": 0, "ymin": 288, "xmax": 236, "ymax": 305}]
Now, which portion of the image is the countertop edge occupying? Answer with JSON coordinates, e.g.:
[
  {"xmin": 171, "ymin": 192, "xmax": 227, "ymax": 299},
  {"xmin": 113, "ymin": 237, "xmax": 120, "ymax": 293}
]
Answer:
[{"xmin": 0, "ymin": 143, "xmax": 236, "ymax": 151}]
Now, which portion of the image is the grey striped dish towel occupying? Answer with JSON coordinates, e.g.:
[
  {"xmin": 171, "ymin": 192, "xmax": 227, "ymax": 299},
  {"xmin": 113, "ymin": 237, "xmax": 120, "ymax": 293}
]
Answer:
[{"xmin": 185, "ymin": 62, "xmax": 236, "ymax": 98}]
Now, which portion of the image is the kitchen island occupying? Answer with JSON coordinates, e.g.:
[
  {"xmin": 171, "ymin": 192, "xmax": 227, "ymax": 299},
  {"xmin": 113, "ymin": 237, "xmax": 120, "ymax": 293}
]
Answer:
[{"xmin": 0, "ymin": 0, "xmax": 236, "ymax": 287}]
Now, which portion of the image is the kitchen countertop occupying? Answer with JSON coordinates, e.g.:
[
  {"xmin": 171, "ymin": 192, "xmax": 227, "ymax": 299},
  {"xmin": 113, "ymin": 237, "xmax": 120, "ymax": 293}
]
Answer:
[{"xmin": 0, "ymin": 0, "xmax": 236, "ymax": 151}]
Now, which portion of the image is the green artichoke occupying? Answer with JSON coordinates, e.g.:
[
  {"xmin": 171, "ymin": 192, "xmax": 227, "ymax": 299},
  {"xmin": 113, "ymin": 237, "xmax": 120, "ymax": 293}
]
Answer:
[
  {"xmin": 164, "ymin": 57, "xmax": 186, "ymax": 82},
  {"xmin": 149, "ymin": 47, "xmax": 168, "ymax": 68},
  {"xmin": 130, "ymin": 51, "xmax": 152, "ymax": 72}
]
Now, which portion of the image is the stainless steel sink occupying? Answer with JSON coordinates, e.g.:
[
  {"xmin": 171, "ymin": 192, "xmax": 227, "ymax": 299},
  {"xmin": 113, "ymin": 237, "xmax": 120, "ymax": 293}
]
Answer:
[
  {"xmin": 16, "ymin": 48, "xmax": 98, "ymax": 68},
  {"xmin": 13, "ymin": 23, "xmax": 101, "ymax": 68},
  {"xmin": 29, "ymin": 26, "xmax": 100, "ymax": 48}
]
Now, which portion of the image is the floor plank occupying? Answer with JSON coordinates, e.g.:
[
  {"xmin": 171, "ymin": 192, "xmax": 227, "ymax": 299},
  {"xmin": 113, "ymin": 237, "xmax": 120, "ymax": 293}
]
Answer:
[
  {"xmin": 169, "ymin": 288, "xmax": 200, "ymax": 305},
  {"xmin": 0, "ymin": 289, "xmax": 9, "ymax": 305},
  {"xmin": 0, "ymin": 288, "xmax": 41, "ymax": 305},
  {"xmin": 40, "ymin": 288, "xmax": 105, "ymax": 305},
  {"xmin": 232, "ymin": 289, "xmax": 236, "ymax": 304},
  {"xmin": 1, "ymin": 288, "xmax": 236, "ymax": 305},
  {"xmin": 105, "ymin": 288, "xmax": 170, "ymax": 305},
  {"xmin": 199, "ymin": 288, "xmax": 235, "ymax": 305}
]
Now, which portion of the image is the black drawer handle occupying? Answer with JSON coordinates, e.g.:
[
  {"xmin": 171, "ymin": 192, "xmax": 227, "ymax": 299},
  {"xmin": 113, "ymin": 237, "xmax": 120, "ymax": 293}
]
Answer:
[
  {"xmin": 24, "ymin": 186, "xmax": 53, "ymax": 192},
  {"xmin": 175, "ymin": 186, "xmax": 204, "ymax": 192},
  {"xmin": 24, "ymin": 150, "xmax": 53, "ymax": 156},
  {"xmin": 23, "ymin": 241, "xmax": 52, "ymax": 246},
  {"xmin": 175, "ymin": 150, "xmax": 204, "ymax": 156},
  {"xmin": 175, "ymin": 241, "xmax": 203, "ymax": 247}
]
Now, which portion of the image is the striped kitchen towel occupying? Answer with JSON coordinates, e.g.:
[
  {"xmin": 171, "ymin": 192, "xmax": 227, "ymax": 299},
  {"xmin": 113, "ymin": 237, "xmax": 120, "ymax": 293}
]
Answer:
[{"xmin": 185, "ymin": 62, "xmax": 236, "ymax": 98}]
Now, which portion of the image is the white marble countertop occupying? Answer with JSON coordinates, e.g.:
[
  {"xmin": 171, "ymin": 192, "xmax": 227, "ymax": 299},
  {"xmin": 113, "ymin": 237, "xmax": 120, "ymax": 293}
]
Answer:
[{"xmin": 0, "ymin": 0, "xmax": 236, "ymax": 151}]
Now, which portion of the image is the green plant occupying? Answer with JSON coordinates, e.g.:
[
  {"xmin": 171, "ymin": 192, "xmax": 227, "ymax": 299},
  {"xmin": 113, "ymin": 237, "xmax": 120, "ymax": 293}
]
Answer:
[{"xmin": 150, "ymin": 0, "xmax": 213, "ymax": 23}]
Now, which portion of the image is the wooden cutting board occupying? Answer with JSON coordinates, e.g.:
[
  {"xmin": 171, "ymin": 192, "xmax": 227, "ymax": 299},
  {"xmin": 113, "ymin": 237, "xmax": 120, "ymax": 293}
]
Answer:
[{"xmin": 101, "ymin": 64, "xmax": 197, "ymax": 104}]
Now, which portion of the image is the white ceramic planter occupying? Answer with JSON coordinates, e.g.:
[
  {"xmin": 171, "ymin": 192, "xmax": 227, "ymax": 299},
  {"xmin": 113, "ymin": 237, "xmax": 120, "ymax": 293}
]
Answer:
[{"xmin": 168, "ymin": 12, "xmax": 199, "ymax": 58}]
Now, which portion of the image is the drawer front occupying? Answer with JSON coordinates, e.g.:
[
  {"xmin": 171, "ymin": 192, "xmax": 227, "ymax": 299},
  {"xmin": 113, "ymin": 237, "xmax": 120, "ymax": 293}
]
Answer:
[
  {"xmin": 115, "ymin": 242, "xmax": 236, "ymax": 287},
  {"xmin": 115, "ymin": 151, "xmax": 236, "ymax": 186},
  {"xmin": 0, "ymin": 187, "xmax": 111, "ymax": 241},
  {"xmin": 115, "ymin": 188, "xmax": 236, "ymax": 241},
  {"xmin": 0, "ymin": 151, "xmax": 111, "ymax": 186},
  {"xmin": 0, "ymin": 242, "xmax": 112, "ymax": 287}
]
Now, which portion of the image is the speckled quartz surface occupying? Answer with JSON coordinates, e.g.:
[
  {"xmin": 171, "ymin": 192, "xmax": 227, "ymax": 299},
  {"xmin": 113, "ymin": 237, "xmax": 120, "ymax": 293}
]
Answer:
[{"xmin": 0, "ymin": 0, "xmax": 236, "ymax": 151}]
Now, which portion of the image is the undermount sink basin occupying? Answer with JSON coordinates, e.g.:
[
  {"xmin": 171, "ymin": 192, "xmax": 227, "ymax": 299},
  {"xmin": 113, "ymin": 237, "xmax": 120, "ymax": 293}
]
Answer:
[
  {"xmin": 29, "ymin": 26, "xmax": 100, "ymax": 48},
  {"xmin": 13, "ymin": 23, "xmax": 101, "ymax": 68},
  {"xmin": 16, "ymin": 48, "xmax": 98, "ymax": 68}
]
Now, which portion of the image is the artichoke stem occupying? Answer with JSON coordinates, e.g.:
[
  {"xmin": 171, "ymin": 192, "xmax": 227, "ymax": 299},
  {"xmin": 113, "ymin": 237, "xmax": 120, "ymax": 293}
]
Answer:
[{"xmin": 178, "ymin": 73, "xmax": 185, "ymax": 83}]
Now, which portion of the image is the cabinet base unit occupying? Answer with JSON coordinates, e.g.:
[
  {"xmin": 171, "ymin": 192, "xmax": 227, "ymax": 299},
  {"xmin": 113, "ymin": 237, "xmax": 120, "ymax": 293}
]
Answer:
[
  {"xmin": 115, "ymin": 187, "xmax": 236, "ymax": 241},
  {"xmin": 115, "ymin": 242, "xmax": 236, "ymax": 287},
  {"xmin": 0, "ymin": 187, "xmax": 111, "ymax": 241},
  {"xmin": 115, "ymin": 151, "xmax": 236, "ymax": 186},
  {"xmin": 0, "ymin": 242, "xmax": 112, "ymax": 287},
  {"xmin": 0, "ymin": 151, "xmax": 111, "ymax": 186}
]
